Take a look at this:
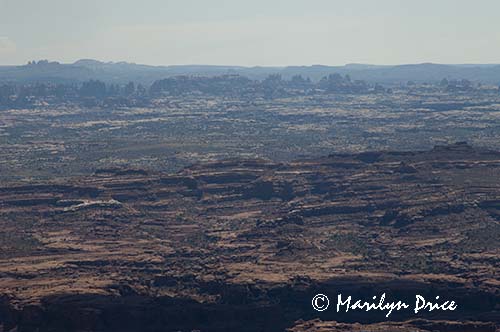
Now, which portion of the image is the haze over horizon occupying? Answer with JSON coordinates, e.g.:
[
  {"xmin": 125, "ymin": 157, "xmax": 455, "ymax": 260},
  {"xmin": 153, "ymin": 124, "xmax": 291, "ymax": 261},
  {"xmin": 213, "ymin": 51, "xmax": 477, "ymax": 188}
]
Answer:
[
  {"xmin": 8, "ymin": 58, "xmax": 500, "ymax": 68},
  {"xmin": 1, "ymin": 0, "xmax": 500, "ymax": 66}
]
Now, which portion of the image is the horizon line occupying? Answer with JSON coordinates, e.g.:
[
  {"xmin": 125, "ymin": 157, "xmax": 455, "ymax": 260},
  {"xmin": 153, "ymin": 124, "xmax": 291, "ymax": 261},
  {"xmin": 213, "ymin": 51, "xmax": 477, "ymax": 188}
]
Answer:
[{"xmin": 2, "ymin": 59, "xmax": 500, "ymax": 68}]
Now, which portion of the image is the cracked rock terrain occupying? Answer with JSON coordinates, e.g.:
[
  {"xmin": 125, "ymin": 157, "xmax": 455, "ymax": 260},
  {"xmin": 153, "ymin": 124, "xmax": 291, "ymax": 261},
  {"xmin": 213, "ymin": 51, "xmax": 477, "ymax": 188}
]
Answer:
[{"xmin": 0, "ymin": 142, "xmax": 499, "ymax": 331}]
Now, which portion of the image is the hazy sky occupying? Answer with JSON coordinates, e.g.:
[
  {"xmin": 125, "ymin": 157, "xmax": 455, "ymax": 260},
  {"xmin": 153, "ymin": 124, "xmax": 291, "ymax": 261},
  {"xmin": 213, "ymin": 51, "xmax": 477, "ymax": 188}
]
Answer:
[{"xmin": 1, "ymin": 0, "xmax": 500, "ymax": 66}]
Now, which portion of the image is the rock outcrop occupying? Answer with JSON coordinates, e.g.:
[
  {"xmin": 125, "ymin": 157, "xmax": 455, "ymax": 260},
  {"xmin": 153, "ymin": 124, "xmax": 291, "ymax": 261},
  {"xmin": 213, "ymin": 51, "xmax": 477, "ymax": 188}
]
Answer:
[{"xmin": 0, "ymin": 145, "xmax": 499, "ymax": 331}]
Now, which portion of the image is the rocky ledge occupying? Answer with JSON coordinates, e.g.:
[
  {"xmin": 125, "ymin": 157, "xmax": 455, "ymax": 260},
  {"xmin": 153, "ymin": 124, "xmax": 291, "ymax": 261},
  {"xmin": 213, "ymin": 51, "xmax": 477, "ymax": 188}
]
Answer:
[{"xmin": 0, "ymin": 143, "xmax": 499, "ymax": 331}]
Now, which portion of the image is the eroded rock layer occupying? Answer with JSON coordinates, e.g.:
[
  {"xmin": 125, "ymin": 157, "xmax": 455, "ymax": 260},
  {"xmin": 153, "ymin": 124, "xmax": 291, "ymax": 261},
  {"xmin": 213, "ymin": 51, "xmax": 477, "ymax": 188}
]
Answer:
[{"xmin": 0, "ymin": 143, "xmax": 499, "ymax": 331}]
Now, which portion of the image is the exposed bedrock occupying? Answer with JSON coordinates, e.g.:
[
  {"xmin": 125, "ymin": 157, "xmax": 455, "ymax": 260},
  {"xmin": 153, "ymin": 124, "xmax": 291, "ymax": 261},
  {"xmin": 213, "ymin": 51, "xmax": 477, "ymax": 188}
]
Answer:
[{"xmin": 1, "ymin": 144, "xmax": 499, "ymax": 331}]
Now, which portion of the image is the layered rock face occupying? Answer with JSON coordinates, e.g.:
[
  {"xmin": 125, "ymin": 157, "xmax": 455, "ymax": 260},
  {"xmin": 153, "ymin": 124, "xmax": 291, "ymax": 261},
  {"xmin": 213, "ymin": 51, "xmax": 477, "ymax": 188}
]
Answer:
[{"xmin": 0, "ymin": 143, "xmax": 499, "ymax": 331}]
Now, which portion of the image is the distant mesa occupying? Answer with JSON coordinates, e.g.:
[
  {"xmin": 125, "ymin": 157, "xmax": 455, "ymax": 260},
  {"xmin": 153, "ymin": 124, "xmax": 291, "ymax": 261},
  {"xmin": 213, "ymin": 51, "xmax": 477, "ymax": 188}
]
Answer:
[{"xmin": 1, "ymin": 59, "xmax": 500, "ymax": 85}]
